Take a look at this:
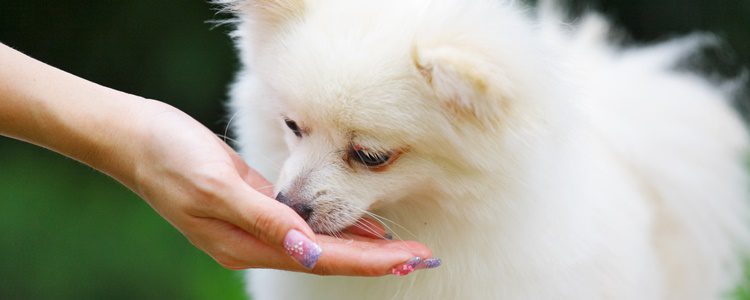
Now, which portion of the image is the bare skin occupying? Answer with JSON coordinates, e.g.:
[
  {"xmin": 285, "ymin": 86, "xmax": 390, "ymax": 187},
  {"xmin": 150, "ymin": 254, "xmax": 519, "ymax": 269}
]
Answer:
[{"xmin": 0, "ymin": 43, "xmax": 432, "ymax": 276}]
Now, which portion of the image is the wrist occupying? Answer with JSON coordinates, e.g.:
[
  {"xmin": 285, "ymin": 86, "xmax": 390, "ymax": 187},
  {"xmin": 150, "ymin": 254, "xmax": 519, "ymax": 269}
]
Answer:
[
  {"xmin": 107, "ymin": 99, "xmax": 189, "ymax": 197},
  {"xmin": 73, "ymin": 94, "xmax": 154, "ymax": 189}
]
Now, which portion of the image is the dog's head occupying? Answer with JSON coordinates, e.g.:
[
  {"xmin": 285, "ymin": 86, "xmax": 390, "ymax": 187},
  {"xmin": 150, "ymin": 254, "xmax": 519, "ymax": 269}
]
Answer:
[{"xmin": 229, "ymin": 0, "xmax": 555, "ymax": 233}]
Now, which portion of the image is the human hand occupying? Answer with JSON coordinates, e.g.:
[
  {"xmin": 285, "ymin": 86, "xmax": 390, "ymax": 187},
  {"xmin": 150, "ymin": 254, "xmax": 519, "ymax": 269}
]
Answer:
[
  {"xmin": 0, "ymin": 44, "xmax": 436, "ymax": 276},
  {"xmin": 124, "ymin": 100, "xmax": 435, "ymax": 275}
]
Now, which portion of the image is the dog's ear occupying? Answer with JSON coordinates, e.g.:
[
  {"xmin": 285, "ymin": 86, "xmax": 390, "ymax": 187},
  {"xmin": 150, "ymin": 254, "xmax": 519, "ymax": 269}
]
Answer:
[
  {"xmin": 221, "ymin": 0, "xmax": 305, "ymax": 35},
  {"xmin": 413, "ymin": 45, "xmax": 513, "ymax": 125}
]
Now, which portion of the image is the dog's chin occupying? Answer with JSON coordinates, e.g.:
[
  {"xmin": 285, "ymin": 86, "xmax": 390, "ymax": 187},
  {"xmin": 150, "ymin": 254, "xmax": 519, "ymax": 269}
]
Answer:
[{"xmin": 307, "ymin": 213, "xmax": 364, "ymax": 235}]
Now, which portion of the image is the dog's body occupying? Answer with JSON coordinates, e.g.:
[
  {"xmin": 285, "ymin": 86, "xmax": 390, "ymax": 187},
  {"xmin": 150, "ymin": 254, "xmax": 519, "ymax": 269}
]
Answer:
[{"xmin": 225, "ymin": 0, "xmax": 750, "ymax": 299}]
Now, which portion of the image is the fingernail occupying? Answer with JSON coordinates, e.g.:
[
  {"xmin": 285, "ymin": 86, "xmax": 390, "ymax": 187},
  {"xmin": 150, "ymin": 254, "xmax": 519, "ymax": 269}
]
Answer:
[
  {"xmin": 383, "ymin": 233, "xmax": 393, "ymax": 240},
  {"xmin": 390, "ymin": 257, "xmax": 422, "ymax": 276},
  {"xmin": 415, "ymin": 258, "xmax": 442, "ymax": 270},
  {"xmin": 284, "ymin": 229, "xmax": 322, "ymax": 269}
]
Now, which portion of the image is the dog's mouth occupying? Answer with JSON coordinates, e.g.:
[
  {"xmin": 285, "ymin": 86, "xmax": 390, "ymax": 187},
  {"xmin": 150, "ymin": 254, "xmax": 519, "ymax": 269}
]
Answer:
[
  {"xmin": 308, "ymin": 210, "xmax": 394, "ymax": 240},
  {"xmin": 305, "ymin": 200, "xmax": 364, "ymax": 235},
  {"xmin": 276, "ymin": 183, "xmax": 393, "ymax": 237},
  {"xmin": 275, "ymin": 191, "xmax": 360, "ymax": 235}
]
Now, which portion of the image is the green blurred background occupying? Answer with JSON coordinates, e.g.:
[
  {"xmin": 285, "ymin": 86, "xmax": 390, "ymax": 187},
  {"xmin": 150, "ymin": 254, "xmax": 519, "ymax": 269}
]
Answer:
[{"xmin": 0, "ymin": 1, "xmax": 748, "ymax": 299}]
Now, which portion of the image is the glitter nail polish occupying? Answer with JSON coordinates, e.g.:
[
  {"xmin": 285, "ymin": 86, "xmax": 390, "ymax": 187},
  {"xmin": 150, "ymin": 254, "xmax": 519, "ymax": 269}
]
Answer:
[
  {"xmin": 415, "ymin": 258, "xmax": 442, "ymax": 270},
  {"xmin": 284, "ymin": 229, "xmax": 322, "ymax": 269},
  {"xmin": 391, "ymin": 257, "xmax": 422, "ymax": 276}
]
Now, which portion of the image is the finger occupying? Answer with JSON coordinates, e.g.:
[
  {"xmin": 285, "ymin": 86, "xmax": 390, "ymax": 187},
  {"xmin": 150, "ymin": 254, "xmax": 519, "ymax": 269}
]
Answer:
[
  {"xmin": 319, "ymin": 233, "xmax": 433, "ymax": 258},
  {"xmin": 184, "ymin": 217, "xmax": 277, "ymax": 270},
  {"xmin": 341, "ymin": 217, "xmax": 388, "ymax": 239},
  {"xmin": 194, "ymin": 218, "xmax": 436, "ymax": 276},
  {"xmin": 213, "ymin": 139, "xmax": 319, "ymax": 269},
  {"xmin": 216, "ymin": 178, "xmax": 321, "ymax": 269},
  {"xmin": 310, "ymin": 235, "xmax": 435, "ymax": 276}
]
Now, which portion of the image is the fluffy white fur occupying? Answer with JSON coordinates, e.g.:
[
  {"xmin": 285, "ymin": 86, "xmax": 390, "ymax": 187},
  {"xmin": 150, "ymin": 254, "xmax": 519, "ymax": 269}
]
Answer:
[{"xmin": 224, "ymin": 0, "xmax": 750, "ymax": 299}]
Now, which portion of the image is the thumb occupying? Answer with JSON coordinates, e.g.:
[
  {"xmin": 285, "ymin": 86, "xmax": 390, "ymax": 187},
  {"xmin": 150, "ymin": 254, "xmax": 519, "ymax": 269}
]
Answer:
[
  {"xmin": 218, "ymin": 139, "xmax": 275, "ymax": 197},
  {"xmin": 214, "ymin": 139, "xmax": 322, "ymax": 269},
  {"xmin": 219, "ymin": 177, "xmax": 322, "ymax": 269}
]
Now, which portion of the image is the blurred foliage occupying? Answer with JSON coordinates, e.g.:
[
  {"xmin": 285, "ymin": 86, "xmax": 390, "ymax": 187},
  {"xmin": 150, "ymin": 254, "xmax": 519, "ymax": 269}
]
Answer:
[
  {"xmin": 0, "ymin": 1, "xmax": 246, "ymax": 299},
  {"xmin": 0, "ymin": 0, "xmax": 748, "ymax": 299},
  {"xmin": 551, "ymin": 0, "xmax": 750, "ymax": 114}
]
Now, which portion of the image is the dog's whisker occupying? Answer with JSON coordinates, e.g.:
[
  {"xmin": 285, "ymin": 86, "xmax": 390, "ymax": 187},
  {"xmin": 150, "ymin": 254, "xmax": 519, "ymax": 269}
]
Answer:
[
  {"xmin": 351, "ymin": 212, "xmax": 419, "ymax": 255},
  {"xmin": 215, "ymin": 134, "xmax": 240, "ymax": 144},
  {"xmin": 340, "ymin": 214, "xmax": 420, "ymax": 254},
  {"xmin": 357, "ymin": 218, "xmax": 388, "ymax": 239},
  {"xmin": 336, "ymin": 213, "xmax": 378, "ymax": 238},
  {"xmin": 222, "ymin": 110, "xmax": 242, "ymax": 144},
  {"xmin": 352, "ymin": 222, "xmax": 385, "ymax": 240},
  {"xmin": 356, "ymin": 210, "xmax": 403, "ymax": 241},
  {"xmin": 330, "ymin": 224, "xmax": 348, "ymax": 241},
  {"xmin": 356, "ymin": 208, "xmax": 418, "ymax": 240}
]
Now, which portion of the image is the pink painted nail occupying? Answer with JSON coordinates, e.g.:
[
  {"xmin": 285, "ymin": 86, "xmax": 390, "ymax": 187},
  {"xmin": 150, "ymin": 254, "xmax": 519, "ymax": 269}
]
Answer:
[
  {"xmin": 284, "ymin": 229, "xmax": 322, "ymax": 269},
  {"xmin": 390, "ymin": 257, "xmax": 422, "ymax": 276}
]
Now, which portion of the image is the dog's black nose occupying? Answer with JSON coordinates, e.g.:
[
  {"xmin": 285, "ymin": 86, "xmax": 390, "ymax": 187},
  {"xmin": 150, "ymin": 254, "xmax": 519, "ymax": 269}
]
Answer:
[
  {"xmin": 275, "ymin": 192, "xmax": 291, "ymax": 205},
  {"xmin": 275, "ymin": 192, "xmax": 313, "ymax": 221},
  {"xmin": 290, "ymin": 203, "xmax": 313, "ymax": 221}
]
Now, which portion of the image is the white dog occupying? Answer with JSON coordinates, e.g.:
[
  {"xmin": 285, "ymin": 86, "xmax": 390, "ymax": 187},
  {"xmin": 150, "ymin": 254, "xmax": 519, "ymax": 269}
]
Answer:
[{"xmin": 222, "ymin": 0, "xmax": 750, "ymax": 299}]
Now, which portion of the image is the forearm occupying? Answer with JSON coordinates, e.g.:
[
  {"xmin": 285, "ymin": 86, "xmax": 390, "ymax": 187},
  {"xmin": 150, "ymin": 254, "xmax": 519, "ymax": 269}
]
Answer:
[{"xmin": 0, "ymin": 43, "xmax": 147, "ymax": 186}]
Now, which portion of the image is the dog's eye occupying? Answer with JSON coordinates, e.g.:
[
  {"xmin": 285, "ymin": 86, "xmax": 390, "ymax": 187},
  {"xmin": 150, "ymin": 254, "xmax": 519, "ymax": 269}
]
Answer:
[
  {"xmin": 284, "ymin": 119, "xmax": 302, "ymax": 138},
  {"xmin": 350, "ymin": 148, "xmax": 392, "ymax": 168}
]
